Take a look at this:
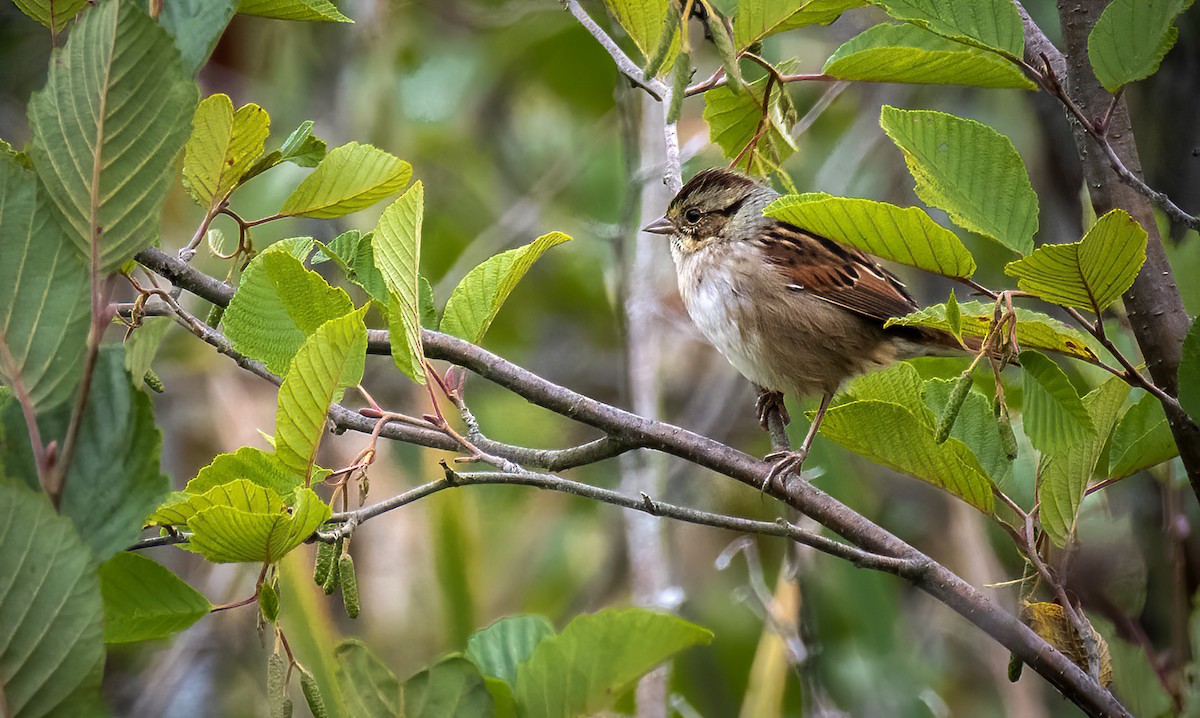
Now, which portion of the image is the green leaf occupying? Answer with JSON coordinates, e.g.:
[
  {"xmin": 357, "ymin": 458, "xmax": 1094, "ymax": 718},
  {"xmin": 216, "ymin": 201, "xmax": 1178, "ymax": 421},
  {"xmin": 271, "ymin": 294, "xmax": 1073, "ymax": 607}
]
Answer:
[
  {"xmin": 11, "ymin": 0, "xmax": 89, "ymax": 30},
  {"xmin": 419, "ymin": 275, "xmax": 439, "ymax": 329},
  {"xmin": 0, "ymin": 485, "xmax": 105, "ymax": 717},
  {"xmin": 243, "ymin": 120, "xmax": 328, "ymax": 182},
  {"xmin": 818, "ymin": 399, "xmax": 995, "ymax": 512},
  {"xmin": 1019, "ymin": 350, "xmax": 1095, "ymax": 454},
  {"xmin": 1005, "ymin": 209, "xmax": 1148, "ymax": 313},
  {"xmin": 923, "ymin": 377, "xmax": 1012, "ymax": 481},
  {"xmin": 870, "ymin": 0, "xmax": 1023, "ymax": 57},
  {"xmin": 312, "ymin": 230, "xmax": 361, "ymax": 271},
  {"xmin": 703, "ymin": 75, "xmax": 799, "ymax": 174},
  {"xmin": 187, "ymin": 487, "xmax": 331, "ymax": 563},
  {"xmin": 279, "ymin": 142, "xmax": 410, "ymax": 219},
  {"xmin": 183, "ymin": 94, "xmax": 271, "ymax": 211},
  {"xmin": 1179, "ymin": 318, "xmax": 1200, "ymax": 424},
  {"xmin": 1088, "ymin": 0, "xmax": 1188, "ymax": 92},
  {"xmin": 28, "ymin": 0, "xmax": 198, "ymax": 274},
  {"xmin": 274, "ymin": 308, "xmax": 368, "ymax": 477},
  {"xmin": 466, "ymin": 614, "xmax": 557, "ymax": 687},
  {"xmin": 735, "ymin": 0, "xmax": 865, "ymax": 50},
  {"xmin": 944, "ymin": 289, "xmax": 964, "ymax": 345},
  {"xmin": 373, "ymin": 182, "xmax": 427, "ymax": 384},
  {"xmin": 151, "ymin": 478, "xmax": 285, "ymax": 526},
  {"xmin": 486, "ymin": 677, "xmax": 517, "ymax": 718},
  {"xmin": 1039, "ymin": 378, "xmax": 1130, "ymax": 546},
  {"xmin": 603, "ymin": 0, "xmax": 678, "ymax": 62},
  {"xmin": 1109, "ymin": 393, "xmax": 1179, "ymax": 479},
  {"xmin": 58, "ymin": 348, "xmax": 169, "ymax": 560},
  {"xmin": 335, "ymin": 639, "xmax": 402, "ymax": 717},
  {"xmin": 404, "ymin": 656, "xmax": 493, "ymax": 718},
  {"xmin": 124, "ymin": 316, "xmax": 173, "ymax": 392},
  {"xmin": 880, "ymin": 106, "xmax": 1038, "ymax": 254},
  {"xmin": 514, "ymin": 608, "xmax": 713, "ymax": 718},
  {"xmin": 183, "ymin": 446, "xmax": 304, "ymax": 498},
  {"xmin": 238, "ymin": 0, "xmax": 352, "ymax": 22},
  {"xmin": 158, "ymin": 0, "xmax": 238, "ymax": 74},
  {"xmin": 441, "ymin": 232, "xmax": 572, "ymax": 344},
  {"xmin": 886, "ymin": 300, "xmax": 1098, "ymax": 362},
  {"xmin": 223, "ymin": 249, "xmax": 355, "ymax": 376},
  {"xmin": 98, "ymin": 552, "xmax": 211, "ymax": 643},
  {"xmin": 350, "ymin": 233, "xmax": 390, "ymax": 305},
  {"xmin": 841, "ymin": 362, "xmax": 933, "ymax": 422},
  {"xmin": 764, "ymin": 194, "xmax": 976, "ymax": 278},
  {"xmin": 0, "ymin": 157, "xmax": 89, "ymax": 411},
  {"xmin": 824, "ymin": 23, "xmax": 1035, "ymax": 89}
]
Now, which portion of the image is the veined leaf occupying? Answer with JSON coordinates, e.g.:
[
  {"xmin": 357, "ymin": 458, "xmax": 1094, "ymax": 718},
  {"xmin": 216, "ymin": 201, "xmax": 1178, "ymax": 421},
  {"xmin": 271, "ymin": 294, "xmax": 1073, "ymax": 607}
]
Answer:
[
  {"xmin": 603, "ymin": 0, "xmax": 678, "ymax": 62},
  {"xmin": 840, "ymin": 362, "xmax": 934, "ymax": 423},
  {"xmin": 0, "ymin": 157, "xmax": 89, "ymax": 411},
  {"xmin": 243, "ymin": 120, "xmax": 327, "ymax": 182},
  {"xmin": 183, "ymin": 446, "xmax": 304, "ymax": 497},
  {"xmin": 279, "ymin": 142, "xmax": 410, "ymax": 219},
  {"xmin": 238, "ymin": 0, "xmax": 351, "ymax": 22},
  {"xmin": 885, "ymin": 300, "xmax": 1098, "ymax": 362},
  {"xmin": 404, "ymin": 657, "xmax": 493, "ymax": 718},
  {"xmin": 441, "ymin": 232, "xmax": 571, "ymax": 344},
  {"xmin": 466, "ymin": 615, "xmax": 557, "ymax": 688},
  {"xmin": 880, "ymin": 106, "xmax": 1038, "ymax": 254},
  {"xmin": 870, "ymin": 0, "xmax": 1024, "ymax": 58},
  {"xmin": 0, "ymin": 485, "xmax": 105, "ymax": 717},
  {"xmin": 824, "ymin": 23, "xmax": 1034, "ymax": 89},
  {"xmin": 223, "ymin": 249, "xmax": 355, "ymax": 376},
  {"xmin": 1022, "ymin": 602, "xmax": 1113, "ymax": 686},
  {"xmin": 183, "ymin": 94, "xmax": 270, "ymax": 211},
  {"xmin": 735, "ymin": 0, "xmax": 865, "ymax": 50},
  {"xmin": 1108, "ymin": 393, "xmax": 1179, "ymax": 479},
  {"xmin": 1039, "ymin": 378, "xmax": 1129, "ymax": 546},
  {"xmin": 1020, "ymin": 350, "xmax": 1095, "ymax": 454},
  {"xmin": 818, "ymin": 399, "xmax": 994, "ymax": 511},
  {"xmin": 28, "ymin": 0, "xmax": 198, "ymax": 274},
  {"xmin": 98, "ymin": 552, "xmax": 211, "ymax": 644},
  {"xmin": 1088, "ymin": 0, "xmax": 1188, "ymax": 92},
  {"xmin": 373, "ymin": 183, "xmax": 427, "ymax": 384},
  {"xmin": 1180, "ymin": 318, "xmax": 1200, "ymax": 424},
  {"xmin": 188, "ymin": 487, "xmax": 331, "ymax": 563},
  {"xmin": 765, "ymin": 194, "xmax": 977, "ymax": 278},
  {"xmin": 350, "ymin": 233, "xmax": 390, "ymax": 305},
  {"xmin": 150, "ymin": 478, "xmax": 285, "ymax": 526},
  {"xmin": 11, "ymin": 0, "xmax": 88, "ymax": 30},
  {"xmin": 704, "ymin": 74, "xmax": 799, "ymax": 174},
  {"xmin": 1005, "ymin": 209, "xmax": 1148, "ymax": 313},
  {"xmin": 274, "ymin": 308, "xmax": 368, "ymax": 478},
  {"xmin": 335, "ymin": 639, "xmax": 402, "ymax": 717},
  {"xmin": 514, "ymin": 609, "xmax": 713, "ymax": 718},
  {"xmin": 158, "ymin": 0, "xmax": 238, "ymax": 74}
]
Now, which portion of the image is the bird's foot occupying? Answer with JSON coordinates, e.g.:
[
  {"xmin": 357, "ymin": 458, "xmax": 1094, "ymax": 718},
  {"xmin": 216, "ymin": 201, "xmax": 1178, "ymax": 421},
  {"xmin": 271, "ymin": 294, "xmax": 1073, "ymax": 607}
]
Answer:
[
  {"xmin": 755, "ymin": 389, "xmax": 790, "ymax": 430},
  {"xmin": 763, "ymin": 447, "xmax": 808, "ymax": 493}
]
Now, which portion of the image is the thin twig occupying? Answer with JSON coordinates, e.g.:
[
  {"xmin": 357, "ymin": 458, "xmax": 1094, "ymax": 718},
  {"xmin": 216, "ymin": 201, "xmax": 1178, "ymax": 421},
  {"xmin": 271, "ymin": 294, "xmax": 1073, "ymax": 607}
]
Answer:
[{"xmin": 563, "ymin": 0, "xmax": 668, "ymax": 101}]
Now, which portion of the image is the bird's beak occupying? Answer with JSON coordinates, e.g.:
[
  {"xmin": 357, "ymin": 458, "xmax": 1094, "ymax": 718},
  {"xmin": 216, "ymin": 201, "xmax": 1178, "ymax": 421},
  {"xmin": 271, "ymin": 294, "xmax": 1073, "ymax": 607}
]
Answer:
[{"xmin": 642, "ymin": 215, "xmax": 674, "ymax": 236}]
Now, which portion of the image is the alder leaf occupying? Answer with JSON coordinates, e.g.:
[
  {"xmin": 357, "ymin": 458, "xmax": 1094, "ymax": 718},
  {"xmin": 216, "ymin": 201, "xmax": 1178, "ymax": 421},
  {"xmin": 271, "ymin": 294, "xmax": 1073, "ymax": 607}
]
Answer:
[
  {"xmin": 279, "ymin": 142, "xmax": 411, "ymax": 219},
  {"xmin": 98, "ymin": 553, "xmax": 211, "ymax": 644},
  {"xmin": 187, "ymin": 487, "xmax": 331, "ymax": 563},
  {"xmin": 182, "ymin": 94, "xmax": 271, "ymax": 212},
  {"xmin": 886, "ymin": 300, "xmax": 1098, "ymax": 362},
  {"xmin": 238, "ymin": 0, "xmax": 352, "ymax": 22},
  {"xmin": 1020, "ymin": 350, "xmax": 1095, "ymax": 454},
  {"xmin": 373, "ymin": 182, "xmax": 427, "ymax": 384},
  {"xmin": 11, "ymin": 0, "xmax": 89, "ymax": 29},
  {"xmin": 735, "ymin": 0, "xmax": 865, "ymax": 50},
  {"xmin": 1108, "ymin": 393, "xmax": 1179, "ymax": 479},
  {"xmin": 1088, "ymin": 0, "xmax": 1188, "ymax": 92},
  {"xmin": 870, "ymin": 0, "xmax": 1024, "ymax": 58}
]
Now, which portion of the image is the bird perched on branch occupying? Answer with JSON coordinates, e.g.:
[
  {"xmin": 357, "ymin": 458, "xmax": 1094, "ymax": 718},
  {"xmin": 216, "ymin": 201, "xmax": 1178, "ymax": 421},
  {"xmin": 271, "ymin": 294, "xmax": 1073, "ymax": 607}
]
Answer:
[{"xmin": 643, "ymin": 168, "xmax": 967, "ymax": 483}]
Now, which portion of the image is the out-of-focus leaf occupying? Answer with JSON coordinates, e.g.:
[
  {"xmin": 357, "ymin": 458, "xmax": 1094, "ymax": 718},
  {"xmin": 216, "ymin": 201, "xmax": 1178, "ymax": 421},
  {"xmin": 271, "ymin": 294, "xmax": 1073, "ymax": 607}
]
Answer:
[
  {"xmin": 466, "ymin": 615, "xmax": 557, "ymax": 687},
  {"xmin": 880, "ymin": 106, "xmax": 1037, "ymax": 254},
  {"xmin": 441, "ymin": 232, "xmax": 571, "ymax": 344},
  {"xmin": 274, "ymin": 308, "xmax": 368, "ymax": 478},
  {"xmin": 514, "ymin": 608, "xmax": 713, "ymax": 718},
  {"xmin": 28, "ymin": 0, "xmax": 197, "ymax": 273},
  {"xmin": 158, "ymin": 0, "xmax": 238, "ymax": 74},
  {"xmin": 0, "ymin": 485, "xmax": 105, "ymax": 717},
  {"xmin": 279, "ymin": 142, "xmax": 410, "ymax": 219},
  {"xmin": 1088, "ymin": 0, "xmax": 1188, "ymax": 92},
  {"xmin": 373, "ymin": 183, "xmax": 427, "ymax": 384},
  {"xmin": 404, "ymin": 656, "xmax": 493, "ymax": 718},
  {"xmin": 871, "ymin": 0, "xmax": 1024, "ymax": 57},
  {"xmin": 238, "ymin": 0, "xmax": 351, "ymax": 22},
  {"xmin": 182, "ymin": 94, "xmax": 270, "ymax": 211},
  {"xmin": 1020, "ymin": 350, "xmax": 1095, "ymax": 454},
  {"xmin": 735, "ymin": 0, "xmax": 865, "ymax": 50},
  {"xmin": 1005, "ymin": 209, "xmax": 1147, "ymax": 313},
  {"xmin": 182, "ymin": 446, "xmax": 304, "ymax": 498},
  {"xmin": 704, "ymin": 75, "xmax": 798, "ymax": 175},
  {"xmin": 765, "ymin": 194, "xmax": 976, "ymax": 278},
  {"xmin": 1039, "ymin": 377, "xmax": 1129, "ymax": 546},
  {"xmin": 335, "ymin": 639, "xmax": 401, "ymax": 717},
  {"xmin": 1108, "ymin": 393, "xmax": 1178, "ymax": 478},
  {"xmin": 0, "ymin": 157, "xmax": 89, "ymax": 412},
  {"xmin": 885, "ymin": 300, "xmax": 1098, "ymax": 362},
  {"xmin": 1179, "ymin": 318, "xmax": 1200, "ymax": 424},
  {"xmin": 124, "ymin": 316, "xmax": 173, "ymax": 392},
  {"xmin": 188, "ymin": 487, "xmax": 331, "ymax": 563},
  {"xmin": 223, "ymin": 249, "xmax": 355, "ymax": 376},
  {"xmin": 824, "ymin": 23, "xmax": 1035, "ymax": 88},
  {"xmin": 98, "ymin": 552, "xmax": 211, "ymax": 643}
]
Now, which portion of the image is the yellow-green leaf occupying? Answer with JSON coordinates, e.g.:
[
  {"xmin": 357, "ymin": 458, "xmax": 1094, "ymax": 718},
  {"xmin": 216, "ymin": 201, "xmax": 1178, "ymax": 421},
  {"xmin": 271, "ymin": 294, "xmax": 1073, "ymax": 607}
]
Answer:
[
  {"xmin": 11, "ymin": 0, "xmax": 89, "ymax": 29},
  {"xmin": 1020, "ymin": 350, "xmax": 1095, "ymax": 454},
  {"xmin": 98, "ymin": 552, "xmax": 211, "ymax": 643},
  {"xmin": 603, "ymin": 0, "xmax": 678, "ymax": 62},
  {"xmin": 182, "ymin": 94, "xmax": 270, "ymax": 211},
  {"xmin": 870, "ymin": 0, "xmax": 1023, "ymax": 58},
  {"xmin": 1108, "ymin": 393, "xmax": 1179, "ymax": 479},
  {"xmin": 735, "ymin": 0, "xmax": 865, "ymax": 50},
  {"xmin": 373, "ymin": 182, "xmax": 426, "ymax": 384},
  {"xmin": 279, "ymin": 142, "xmax": 410, "ymax": 219},
  {"xmin": 188, "ymin": 487, "xmax": 332, "ymax": 563},
  {"xmin": 704, "ymin": 75, "xmax": 798, "ymax": 174},
  {"xmin": 238, "ymin": 0, "xmax": 351, "ymax": 22},
  {"xmin": 150, "ymin": 478, "xmax": 285, "ymax": 526},
  {"xmin": 885, "ymin": 300, "xmax": 1098, "ymax": 362}
]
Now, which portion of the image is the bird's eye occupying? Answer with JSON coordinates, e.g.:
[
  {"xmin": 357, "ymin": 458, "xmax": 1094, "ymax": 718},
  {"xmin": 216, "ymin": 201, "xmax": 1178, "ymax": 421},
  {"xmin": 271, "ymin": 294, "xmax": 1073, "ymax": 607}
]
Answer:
[{"xmin": 684, "ymin": 208, "xmax": 702, "ymax": 224}]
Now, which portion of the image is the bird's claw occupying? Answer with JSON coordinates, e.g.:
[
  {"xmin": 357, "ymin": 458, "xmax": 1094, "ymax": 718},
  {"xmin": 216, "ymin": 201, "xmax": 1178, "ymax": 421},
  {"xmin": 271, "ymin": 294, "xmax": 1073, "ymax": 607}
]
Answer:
[
  {"xmin": 755, "ymin": 390, "xmax": 790, "ymax": 430},
  {"xmin": 763, "ymin": 448, "xmax": 808, "ymax": 493}
]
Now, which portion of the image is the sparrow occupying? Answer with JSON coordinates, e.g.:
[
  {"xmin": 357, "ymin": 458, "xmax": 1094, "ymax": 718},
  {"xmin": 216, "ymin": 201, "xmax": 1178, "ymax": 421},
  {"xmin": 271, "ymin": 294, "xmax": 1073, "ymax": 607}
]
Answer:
[{"xmin": 643, "ymin": 168, "xmax": 963, "ymax": 482}]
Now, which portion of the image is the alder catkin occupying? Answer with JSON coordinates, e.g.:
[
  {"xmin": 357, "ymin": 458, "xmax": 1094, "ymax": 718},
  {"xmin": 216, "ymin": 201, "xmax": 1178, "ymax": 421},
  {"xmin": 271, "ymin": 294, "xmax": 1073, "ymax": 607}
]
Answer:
[
  {"xmin": 268, "ymin": 652, "xmax": 288, "ymax": 718},
  {"xmin": 299, "ymin": 667, "xmax": 330, "ymax": 718},
  {"xmin": 313, "ymin": 540, "xmax": 336, "ymax": 587},
  {"xmin": 935, "ymin": 368, "xmax": 975, "ymax": 444},
  {"xmin": 339, "ymin": 554, "xmax": 359, "ymax": 619},
  {"xmin": 643, "ymin": 0, "xmax": 681, "ymax": 79},
  {"xmin": 995, "ymin": 398, "xmax": 1019, "ymax": 460},
  {"xmin": 668, "ymin": 51, "xmax": 690, "ymax": 124}
]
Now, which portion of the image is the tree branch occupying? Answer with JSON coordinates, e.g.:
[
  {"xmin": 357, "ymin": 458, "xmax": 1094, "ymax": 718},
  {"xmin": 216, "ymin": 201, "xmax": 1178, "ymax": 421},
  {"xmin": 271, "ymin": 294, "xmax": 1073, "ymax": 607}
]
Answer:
[{"xmin": 563, "ymin": 0, "xmax": 668, "ymax": 101}]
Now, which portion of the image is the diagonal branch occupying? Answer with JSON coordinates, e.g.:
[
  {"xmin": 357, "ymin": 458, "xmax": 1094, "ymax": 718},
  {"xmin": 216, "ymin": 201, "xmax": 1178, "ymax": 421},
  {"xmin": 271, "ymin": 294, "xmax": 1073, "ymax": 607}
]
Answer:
[{"xmin": 563, "ymin": 0, "xmax": 668, "ymax": 101}]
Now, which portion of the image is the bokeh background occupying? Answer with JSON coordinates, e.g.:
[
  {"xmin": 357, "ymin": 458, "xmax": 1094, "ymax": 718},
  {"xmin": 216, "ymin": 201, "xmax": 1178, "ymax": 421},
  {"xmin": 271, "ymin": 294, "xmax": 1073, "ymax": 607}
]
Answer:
[{"xmin": 3, "ymin": 1, "xmax": 1200, "ymax": 715}]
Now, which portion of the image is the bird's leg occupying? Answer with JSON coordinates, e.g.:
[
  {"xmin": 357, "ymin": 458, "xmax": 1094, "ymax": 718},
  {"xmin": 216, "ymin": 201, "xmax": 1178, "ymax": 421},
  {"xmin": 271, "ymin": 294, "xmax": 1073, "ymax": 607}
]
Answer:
[
  {"xmin": 754, "ymin": 386, "xmax": 790, "ymax": 430},
  {"xmin": 764, "ymin": 392, "xmax": 832, "ymax": 491}
]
